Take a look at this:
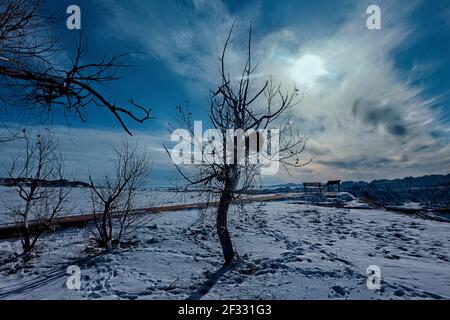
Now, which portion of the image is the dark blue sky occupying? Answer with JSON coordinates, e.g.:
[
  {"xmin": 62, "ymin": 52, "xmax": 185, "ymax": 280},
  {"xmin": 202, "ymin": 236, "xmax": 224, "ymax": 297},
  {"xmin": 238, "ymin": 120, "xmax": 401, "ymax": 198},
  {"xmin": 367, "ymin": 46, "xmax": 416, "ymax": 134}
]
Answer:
[
  {"xmin": 1, "ymin": 0, "xmax": 450, "ymax": 186},
  {"xmin": 43, "ymin": 0, "xmax": 450, "ymax": 129}
]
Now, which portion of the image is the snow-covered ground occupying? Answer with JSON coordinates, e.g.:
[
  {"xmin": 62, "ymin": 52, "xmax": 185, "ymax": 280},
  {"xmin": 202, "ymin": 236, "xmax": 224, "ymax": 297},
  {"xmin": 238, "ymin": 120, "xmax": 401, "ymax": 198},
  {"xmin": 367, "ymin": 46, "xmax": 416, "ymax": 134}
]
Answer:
[{"xmin": 0, "ymin": 193, "xmax": 449, "ymax": 300}]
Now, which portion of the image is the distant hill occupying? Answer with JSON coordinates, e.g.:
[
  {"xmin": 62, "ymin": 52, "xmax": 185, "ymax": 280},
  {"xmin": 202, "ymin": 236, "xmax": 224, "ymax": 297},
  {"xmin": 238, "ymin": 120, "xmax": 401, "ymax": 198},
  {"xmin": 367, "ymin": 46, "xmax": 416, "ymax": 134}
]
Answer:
[
  {"xmin": 0, "ymin": 177, "xmax": 90, "ymax": 188},
  {"xmin": 341, "ymin": 174, "xmax": 450, "ymax": 208},
  {"xmin": 257, "ymin": 174, "xmax": 450, "ymax": 207}
]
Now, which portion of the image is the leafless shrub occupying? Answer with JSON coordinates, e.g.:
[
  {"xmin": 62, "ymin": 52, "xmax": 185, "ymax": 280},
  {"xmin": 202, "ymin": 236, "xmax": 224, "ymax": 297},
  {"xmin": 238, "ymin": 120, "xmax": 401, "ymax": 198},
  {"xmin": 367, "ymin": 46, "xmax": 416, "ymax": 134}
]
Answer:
[
  {"xmin": 4, "ymin": 129, "xmax": 71, "ymax": 255},
  {"xmin": 89, "ymin": 140, "xmax": 153, "ymax": 249}
]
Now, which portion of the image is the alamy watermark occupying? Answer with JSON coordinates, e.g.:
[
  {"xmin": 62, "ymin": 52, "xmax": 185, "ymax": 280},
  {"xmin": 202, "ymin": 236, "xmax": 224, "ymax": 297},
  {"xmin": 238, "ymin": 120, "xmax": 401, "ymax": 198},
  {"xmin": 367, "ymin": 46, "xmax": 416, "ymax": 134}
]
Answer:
[
  {"xmin": 66, "ymin": 5, "xmax": 81, "ymax": 30},
  {"xmin": 366, "ymin": 5, "xmax": 381, "ymax": 30},
  {"xmin": 66, "ymin": 265, "xmax": 81, "ymax": 290},
  {"xmin": 170, "ymin": 121, "xmax": 281, "ymax": 176},
  {"xmin": 366, "ymin": 265, "xmax": 381, "ymax": 290}
]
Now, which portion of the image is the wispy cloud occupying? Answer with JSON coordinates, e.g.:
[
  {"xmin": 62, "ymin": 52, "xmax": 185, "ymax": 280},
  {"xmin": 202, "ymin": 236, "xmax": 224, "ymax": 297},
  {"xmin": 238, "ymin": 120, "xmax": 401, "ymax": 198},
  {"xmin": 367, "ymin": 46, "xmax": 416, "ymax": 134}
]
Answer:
[
  {"xmin": 100, "ymin": 0, "xmax": 240, "ymax": 86},
  {"xmin": 100, "ymin": 0, "xmax": 450, "ymax": 181},
  {"xmin": 2, "ymin": 0, "xmax": 444, "ymax": 184},
  {"xmin": 266, "ymin": 1, "xmax": 450, "ymax": 181}
]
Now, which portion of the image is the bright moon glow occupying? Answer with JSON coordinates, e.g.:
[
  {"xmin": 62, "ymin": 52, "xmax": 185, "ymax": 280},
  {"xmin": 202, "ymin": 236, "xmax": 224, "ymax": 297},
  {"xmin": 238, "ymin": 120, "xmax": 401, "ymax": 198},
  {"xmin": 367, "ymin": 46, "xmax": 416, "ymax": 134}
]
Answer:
[{"xmin": 289, "ymin": 54, "xmax": 328, "ymax": 87}]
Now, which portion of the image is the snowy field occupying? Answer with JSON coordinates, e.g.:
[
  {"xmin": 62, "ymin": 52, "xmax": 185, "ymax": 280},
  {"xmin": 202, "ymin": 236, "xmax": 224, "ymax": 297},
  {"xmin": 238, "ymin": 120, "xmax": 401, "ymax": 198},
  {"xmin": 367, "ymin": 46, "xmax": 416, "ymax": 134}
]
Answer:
[{"xmin": 0, "ymin": 192, "xmax": 449, "ymax": 300}]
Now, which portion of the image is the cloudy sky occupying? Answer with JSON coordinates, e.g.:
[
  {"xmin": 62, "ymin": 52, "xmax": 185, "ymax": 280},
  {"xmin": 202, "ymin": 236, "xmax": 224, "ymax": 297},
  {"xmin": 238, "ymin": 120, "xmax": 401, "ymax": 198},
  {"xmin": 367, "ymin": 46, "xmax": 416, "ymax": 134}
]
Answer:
[{"xmin": 1, "ymin": 0, "xmax": 450, "ymax": 186}]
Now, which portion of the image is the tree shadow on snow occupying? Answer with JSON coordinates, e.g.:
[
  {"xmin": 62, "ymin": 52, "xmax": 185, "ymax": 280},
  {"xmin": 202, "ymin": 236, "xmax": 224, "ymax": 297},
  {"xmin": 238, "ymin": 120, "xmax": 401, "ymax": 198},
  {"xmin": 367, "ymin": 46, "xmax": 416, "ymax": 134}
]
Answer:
[{"xmin": 186, "ymin": 260, "xmax": 239, "ymax": 300}]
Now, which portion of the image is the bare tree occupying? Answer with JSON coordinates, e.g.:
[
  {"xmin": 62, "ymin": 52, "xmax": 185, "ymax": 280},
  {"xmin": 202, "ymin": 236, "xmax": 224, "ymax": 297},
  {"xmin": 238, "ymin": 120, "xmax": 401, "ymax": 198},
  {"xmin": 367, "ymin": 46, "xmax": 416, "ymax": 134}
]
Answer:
[
  {"xmin": 169, "ymin": 25, "xmax": 309, "ymax": 265},
  {"xmin": 0, "ymin": 0, "xmax": 153, "ymax": 138},
  {"xmin": 4, "ymin": 129, "xmax": 71, "ymax": 254},
  {"xmin": 89, "ymin": 140, "xmax": 152, "ymax": 249}
]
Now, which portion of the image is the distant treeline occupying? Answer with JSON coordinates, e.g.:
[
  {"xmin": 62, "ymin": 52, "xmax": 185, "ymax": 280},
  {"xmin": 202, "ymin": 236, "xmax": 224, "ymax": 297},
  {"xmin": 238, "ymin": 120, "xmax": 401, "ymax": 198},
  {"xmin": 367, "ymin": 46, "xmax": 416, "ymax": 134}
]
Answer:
[
  {"xmin": 342, "ymin": 174, "xmax": 450, "ymax": 207},
  {"xmin": 0, "ymin": 178, "xmax": 90, "ymax": 188},
  {"xmin": 250, "ymin": 174, "xmax": 450, "ymax": 207}
]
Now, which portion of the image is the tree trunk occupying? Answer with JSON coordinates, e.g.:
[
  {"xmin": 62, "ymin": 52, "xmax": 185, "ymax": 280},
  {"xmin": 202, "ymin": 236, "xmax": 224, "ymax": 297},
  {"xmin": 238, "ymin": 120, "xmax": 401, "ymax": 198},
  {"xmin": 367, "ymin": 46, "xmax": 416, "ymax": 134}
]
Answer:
[
  {"xmin": 23, "ymin": 206, "xmax": 32, "ymax": 253},
  {"xmin": 23, "ymin": 229, "xmax": 31, "ymax": 253},
  {"xmin": 102, "ymin": 202, "xmax": 110, "ymax": 246},
  {"xmin": 216, "ymin": 191, "xmax": 235, "ymax": 265}
]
